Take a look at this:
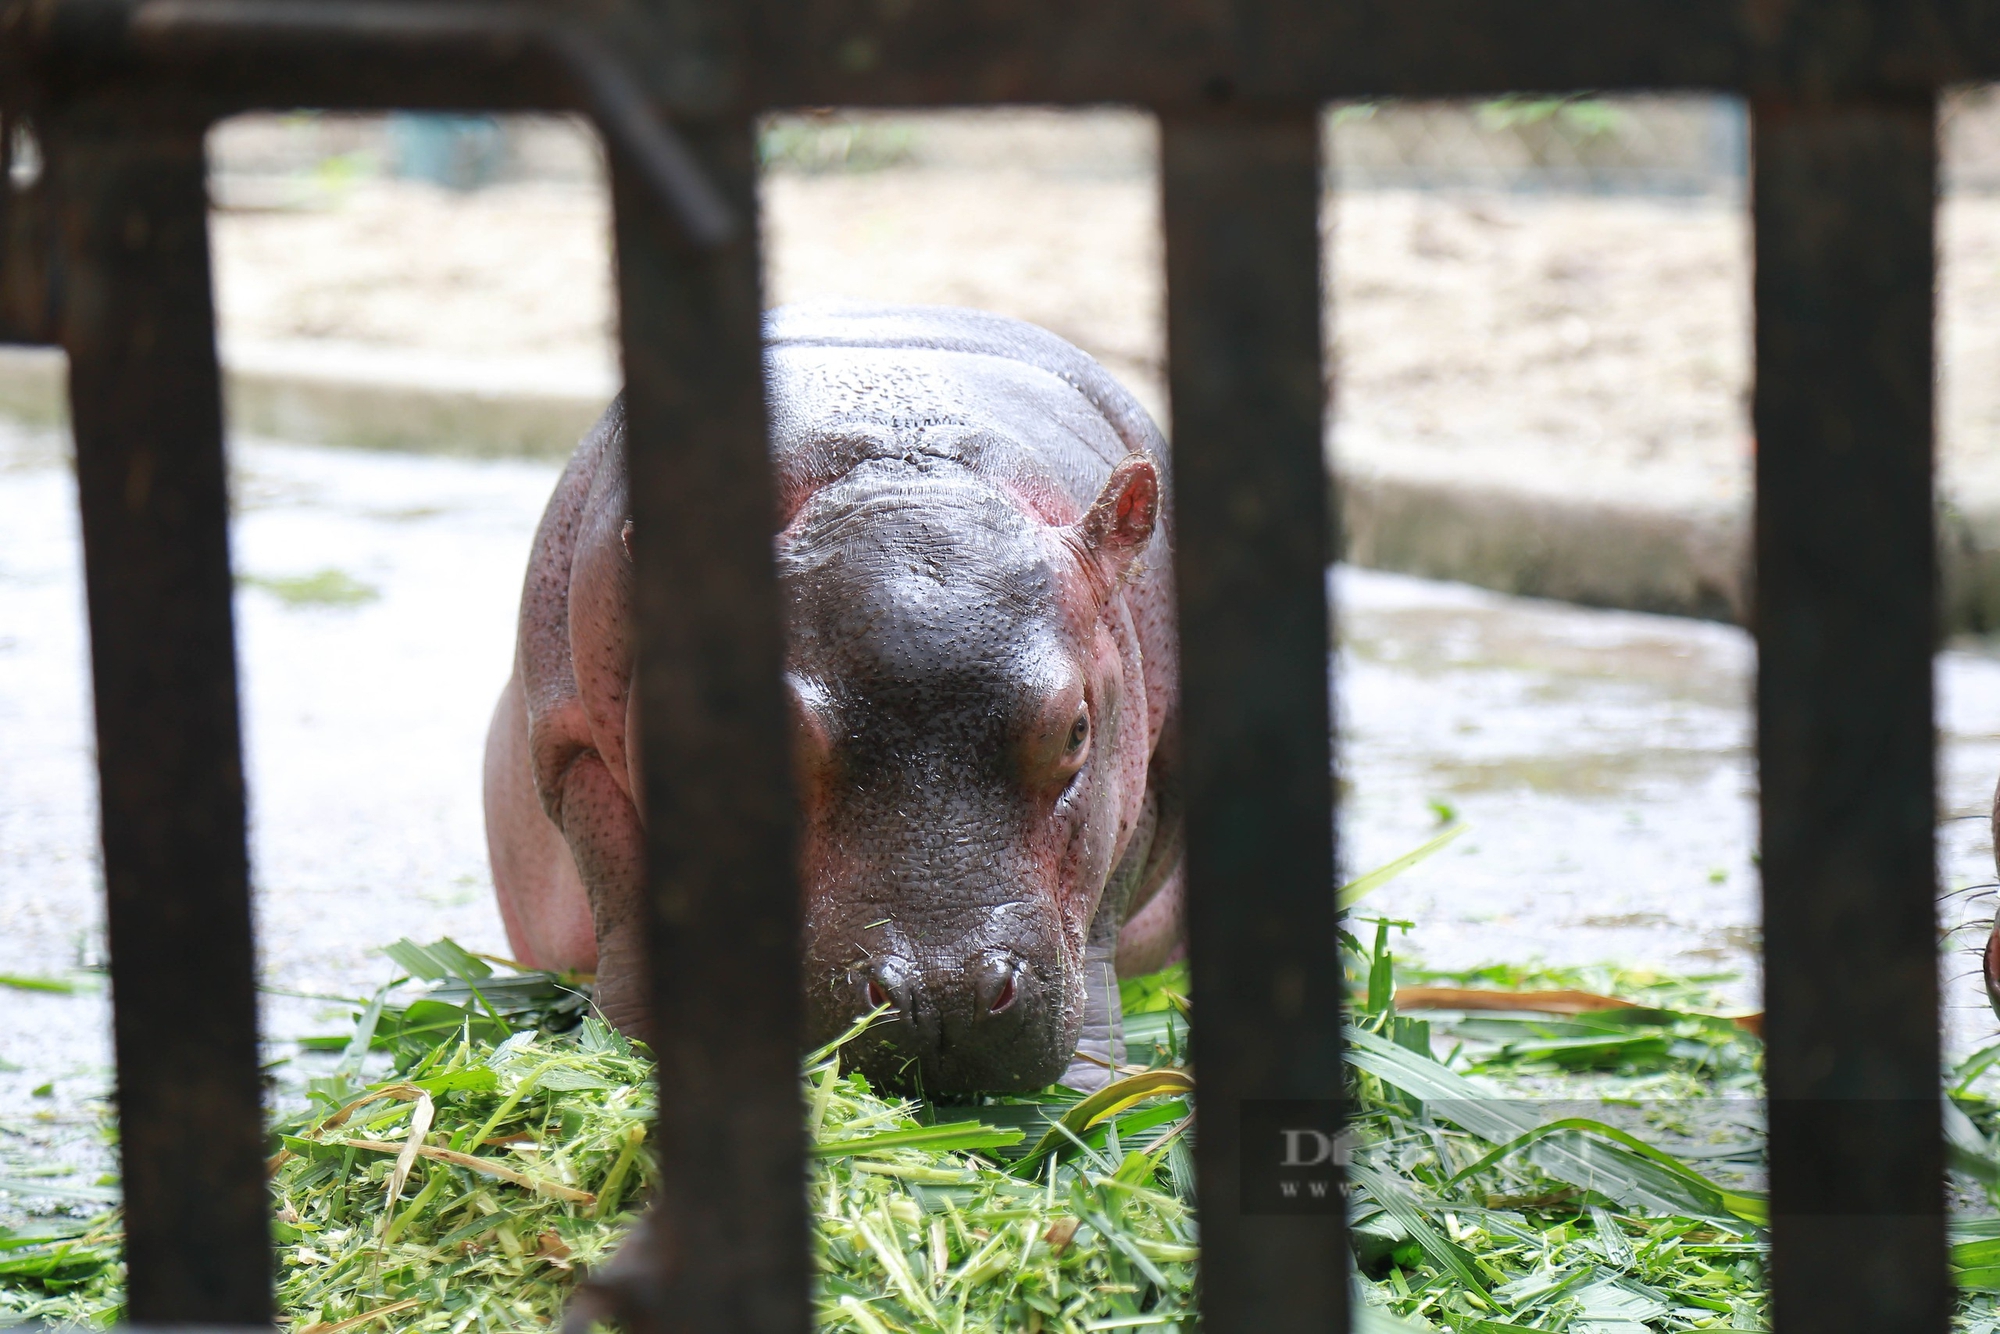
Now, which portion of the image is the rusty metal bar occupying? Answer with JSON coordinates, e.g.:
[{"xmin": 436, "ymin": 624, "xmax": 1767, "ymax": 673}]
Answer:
[
  {"xmin": 0, "ymin": 111, "xmax": 56, "ymax": 345},
  {"xmin": 1162, "ymin": 106, "xmax": 1346, "ymax": 1333},
  {"xmin": 55, "ymin": 104, "xmax": 271, "ymax": 1323},
  {"xmin": 1753, "ymin": 95, "xmax": 1947, "ymax": 1334},
  {"xmin": 15, "ymin": 0, "xmax": 2000, "ymax": 121},
  {"xmin": 739, "ymin": 0, "xmax": 2000, "ymax": 110},
  {"xmin": 612, "ymin": 118, "xmax": 812, "ymax": 1334},
  {"xmin": 124, "ymin": 0, "xmax": 736, "ymax": 247}
]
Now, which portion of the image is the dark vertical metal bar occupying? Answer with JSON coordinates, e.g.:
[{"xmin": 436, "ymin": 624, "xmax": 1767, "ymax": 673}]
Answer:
[
  {"xmin": 1754, "ymin": 96, "xmax": 1946, "ymax": 1334},
  {"xmin": 54, "ymin": 106, "xmax": 272, "ymax": 1323},
  {"xmin": 612, "ymin": 118, "xmax": 810, "ymax": 1334},
  {"xmin": 1161, "ymin": 107, "xmax": 1345, "ymax": 1333}
]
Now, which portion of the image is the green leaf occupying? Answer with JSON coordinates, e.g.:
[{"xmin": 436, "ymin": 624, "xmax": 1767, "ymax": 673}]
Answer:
[
  {"xmin": 380, "ymin": 939, "xmax": 448, "ymax": 981},
  {"xmin": 0, "ymin": 1177, "xmax": 120, "ymax": 1203},
  {"xmin": 423, "ymin": 938, "xmax": 494, "ymax": 982},
  {"xmin": 0, "ymin": 974, "xmax": 77, "ymax": 995},
  {"xmin": 383, "ymin": 999, "xmax": 506, "ymax": 1046},
  {"xmin": 1348, "ymin": 1162, "xmax": 1489, "ymax": 1297},
  {"xmin": 1118, "ymin": 962, "xmax": 1190, "ymax": 1016},
  {"xmin": 1954, "ymin": 1041, "xmax": 2000, "ymax": 1096},
  {"xmin": 400, "ymin": 1067, "xmax": 498, "ymax": 1097},
  {"xmin": 812, "ymin": 1121, "xmax": 1025, "ymax": 1158},
  {"xmin": 338, "ymin": 985, "xmax": 389, "ymax": 1076},
  {"xmin": 1346, "ymin": 1026, "xmax": 1762, "ymax": 1227},
  {"xmin": 1445, "ymin": 1117, "xmax": 1765, "ymax": 1226},
  {"xmin": 381, "ymin": 937, "xmax": 491, "ymax": 984},
  {"xmin": 1340, "ymin": 823, "xmax": 1467, "ymax": 911},
  {"xmin": 1367, "ymin": 919, "xmax": 1396, "ymax": 1014},
  {"xmin": 1010, "ymin": 1069, "xmax": 1196, "ymax": 1174},
  {"xmin": 1352, "ymin": 1310, "xmax": 1446, "ymax": 1334},
  {"xmin": 1483, "ymin": 1033, "xmax": 1674, "ymax": 1069}
]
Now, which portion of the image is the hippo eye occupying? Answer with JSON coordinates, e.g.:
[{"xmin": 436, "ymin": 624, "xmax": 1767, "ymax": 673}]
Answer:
[{"xmin": 1065, "ymin": 713, "xmax": 1090, "ymax": 754}]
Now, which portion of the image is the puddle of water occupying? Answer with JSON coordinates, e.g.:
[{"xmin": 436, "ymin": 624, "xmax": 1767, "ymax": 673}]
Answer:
[
  {"xmin": 0, "ymin": 424, "xmax": 554, "ymax": 1218},
  {"xmin": 1338, "ymin": 567, "xmax": 1762, "ymax": 1006},
  {"xmin": 1340, "ymin": 566, "xmax": 2000, "ymax": 1056}
]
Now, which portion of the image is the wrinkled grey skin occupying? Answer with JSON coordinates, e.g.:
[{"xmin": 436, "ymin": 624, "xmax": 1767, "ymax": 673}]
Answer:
[{"xmin": 486, "ymin": 302, "xmax": 1184, "ymax": 1094}]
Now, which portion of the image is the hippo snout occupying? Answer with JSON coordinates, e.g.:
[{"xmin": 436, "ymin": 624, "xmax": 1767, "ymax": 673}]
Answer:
[
  {"xmin": 862, "ymin": 949, "xmax": 1022, "ymax": 1021},
  {"xmin": 833, "ymin": 947, "xmax": 1072, "ymax": 1094}
]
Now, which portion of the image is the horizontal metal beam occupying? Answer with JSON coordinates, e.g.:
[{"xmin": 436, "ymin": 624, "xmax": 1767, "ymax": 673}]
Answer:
[
  {"xmin": 746, "ymin": 0, "xmax": 1746, "ymax": 105},
  {"xmin": 738, "ymin": 0, "xmax": 2000, "ymax": 106},
  {"xmin": 11, "ymin": 0, "xmax": 2000, "ymax": 121}
]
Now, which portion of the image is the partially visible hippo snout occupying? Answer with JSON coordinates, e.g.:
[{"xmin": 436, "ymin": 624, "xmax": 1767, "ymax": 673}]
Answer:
[
  {"xmin": 486, "ymin": 303, "xmax": 1188, "ymax": 1096},
  {"xmin": 830, "ymin": 943, "xmax": 1059, "ymax": 1093}
]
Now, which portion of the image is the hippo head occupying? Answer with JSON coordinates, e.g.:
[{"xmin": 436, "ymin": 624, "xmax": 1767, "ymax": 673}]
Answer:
[{"xmin": 782, "ymin": 450, "xmax": 1161, "ymax": 1094}]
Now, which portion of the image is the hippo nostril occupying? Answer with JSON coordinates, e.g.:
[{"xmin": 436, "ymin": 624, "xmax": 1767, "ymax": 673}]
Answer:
[
  {"xmin": 861, "ymin": 957, "xmax": 915, "ymax": 1018},
  {"xmin": 969, "ymin": 951, "xmax": 1024, "ymax": 1020}
]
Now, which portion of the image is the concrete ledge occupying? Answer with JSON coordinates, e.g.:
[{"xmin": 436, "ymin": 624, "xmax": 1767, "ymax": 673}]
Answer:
[
  {"xmin": 226, "ymin": 364, "xmax": 600, "ymax": 461},
  {"xmin": 16, "ymin": 343, "xmax": 2000, "ymax": 637},
  {"xmin": 0, "ymin": 343, "xmax": 604, "ymax": 462},
  {"xmin": 1341, "ymin": 470, "xmax": 1750, "ymax": 625},
  {"xmin": 0, "ymin": 347, "xmax": 65, "ymax": 429},
  {"xmin": 1344, "ymin": 470, "xmax": 2000, "ymax": 638}
]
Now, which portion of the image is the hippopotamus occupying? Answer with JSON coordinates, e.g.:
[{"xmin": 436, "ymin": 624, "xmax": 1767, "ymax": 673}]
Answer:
[{"xmin": 484, "ymin": 302, "xmax": 1184, "ymax": 1093}]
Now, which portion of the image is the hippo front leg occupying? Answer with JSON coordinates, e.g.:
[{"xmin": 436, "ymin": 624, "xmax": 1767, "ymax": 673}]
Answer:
[
  {"xmin": 1061, "ymin": 779, "xmax": 1182, "ymax": 1091},
  {"xmin": 1062, "ymin": 936, "xmax": 1124, "ymax": 1091},
  {"xmin": 554, "ymin": 752, "xmax": 651, "ymax": 1042},
  {"xmin": 1062, "ymin": 882, "xmax": 1132, "ymax": 1092}
]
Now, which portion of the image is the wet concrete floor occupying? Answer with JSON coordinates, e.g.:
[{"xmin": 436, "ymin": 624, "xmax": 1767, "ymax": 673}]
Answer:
[{"xmin": 3, "ymin": 420, "xmax": 1999, "ymax": 1208}]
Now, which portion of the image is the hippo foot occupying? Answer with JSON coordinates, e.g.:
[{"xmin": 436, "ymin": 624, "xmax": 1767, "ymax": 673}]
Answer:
[
  {"xmin": 588, "ymin": 953, "xmax": 655, "ymax": 1050},
  {"xmin": 1060, "ymin": 1052, "xmax": 1116, "ymax": 1093},
  {"xmin": 1060, "ymin": 1023, "xmax": 1126, "ymax": 1092}
]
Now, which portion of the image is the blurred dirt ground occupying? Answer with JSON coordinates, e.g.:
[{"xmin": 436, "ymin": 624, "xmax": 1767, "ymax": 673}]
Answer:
[{"xmin": 196, "ymin": 100, "xmax": 2000, "ymax": 518}]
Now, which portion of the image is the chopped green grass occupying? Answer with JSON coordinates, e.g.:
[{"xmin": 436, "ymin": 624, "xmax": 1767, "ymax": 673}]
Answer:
[
  {"xmin": 806, "ymin": 1014, "xmax": 1196, "ymax": 1333},
  {"xmin": 16, "ymin": 888, "xmax": 2000, "ymax": 1331},
  {"xmin": 0, "ymin": 942, "xmax": 1201, "ymax": 1333},
  {"xmin": 1339, "ymin": 917, "xmax": 1771, "ymax": 1333}
]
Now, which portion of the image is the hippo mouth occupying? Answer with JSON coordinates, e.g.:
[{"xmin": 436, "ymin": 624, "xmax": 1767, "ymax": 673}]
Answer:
[{"xmin": 813, "ymin": 952, "xmax": 1078, "ymax": 1095}]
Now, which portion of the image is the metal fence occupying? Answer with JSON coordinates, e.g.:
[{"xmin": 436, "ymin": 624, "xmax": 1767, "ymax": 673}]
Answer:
[{"xmin": 0, "ymin": 2, "xmax": 1981, "ymax": 1333}]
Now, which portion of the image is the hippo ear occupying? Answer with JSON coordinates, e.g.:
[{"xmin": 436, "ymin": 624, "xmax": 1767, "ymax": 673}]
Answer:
[{"xmin": 1072, "ymin": 453, "xmax": 1161, "ymax": 589}]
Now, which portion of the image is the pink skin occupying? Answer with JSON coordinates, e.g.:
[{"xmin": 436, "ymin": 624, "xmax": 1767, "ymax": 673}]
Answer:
[
  {"xmin": 485, "ymin": 405, "xmax": 651, "ymax": 1033},
  {"xmin": 1988, "ymin": 775, "xmax": 2000, "ymax": 1020},
  {"xmin": 486, "ymin": 303, "xmax": 1185, "ymax": 1084},
  {"xmin": 1058, "ymin": 459, "xmax": 1186, "ymax": 978}
]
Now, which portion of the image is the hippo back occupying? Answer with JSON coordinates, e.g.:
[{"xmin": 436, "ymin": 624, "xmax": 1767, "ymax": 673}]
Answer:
[{"xmin": 764, "ymin": 301, "xmax": 1168, "ymax": 470}]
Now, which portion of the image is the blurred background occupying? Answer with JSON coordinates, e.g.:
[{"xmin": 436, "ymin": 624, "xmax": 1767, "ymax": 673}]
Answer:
[{"xmin": 8, "ymin": 93, "xmax": 2000, "ymax": 1202}]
